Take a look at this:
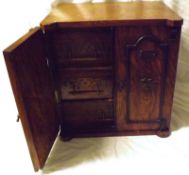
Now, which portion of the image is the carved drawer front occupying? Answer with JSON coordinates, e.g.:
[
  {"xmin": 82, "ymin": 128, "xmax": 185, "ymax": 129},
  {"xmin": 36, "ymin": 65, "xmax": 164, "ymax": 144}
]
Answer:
[
  {"xmin": 50, "ymin": 27, "xmax": 113, "ymax": 68},
  {"xmin": 61, "ymin": 99, "xmax": 114, "ymax": 132},
  {"xmin": 59, "ymin": 67, "xmax": 113, "ymax": 100}
]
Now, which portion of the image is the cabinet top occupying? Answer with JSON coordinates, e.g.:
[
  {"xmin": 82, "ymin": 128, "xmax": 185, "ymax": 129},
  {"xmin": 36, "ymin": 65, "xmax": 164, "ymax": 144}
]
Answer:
[{"xmin": 40, "ymin": 2, "xmax": 183, "ymax": 27}]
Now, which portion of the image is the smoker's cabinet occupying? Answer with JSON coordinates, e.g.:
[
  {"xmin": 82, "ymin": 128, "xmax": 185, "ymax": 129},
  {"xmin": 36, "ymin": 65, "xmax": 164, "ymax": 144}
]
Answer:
[{"xmin": 3, "ymin": 2, "xmax": 182, "ymax": 172}]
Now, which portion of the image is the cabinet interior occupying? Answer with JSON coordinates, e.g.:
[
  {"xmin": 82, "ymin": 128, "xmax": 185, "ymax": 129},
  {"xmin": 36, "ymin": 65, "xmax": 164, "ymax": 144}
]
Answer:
[{"xmin": 47, "ymin": 27, "xmax": 116, "ymax": 134}]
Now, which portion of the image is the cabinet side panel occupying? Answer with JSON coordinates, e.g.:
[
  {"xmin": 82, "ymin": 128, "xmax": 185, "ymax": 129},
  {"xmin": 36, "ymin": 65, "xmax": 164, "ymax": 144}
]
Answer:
[{"xmin": 161, "ymin": 27, "xmax": 182, "ymax": 131}]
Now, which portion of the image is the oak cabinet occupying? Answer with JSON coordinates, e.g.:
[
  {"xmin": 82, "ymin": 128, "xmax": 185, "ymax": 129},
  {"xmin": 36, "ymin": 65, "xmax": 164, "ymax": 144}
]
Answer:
[{"xmin": 3, "ymin": 2, "xmax": 183, "ymax": 171}]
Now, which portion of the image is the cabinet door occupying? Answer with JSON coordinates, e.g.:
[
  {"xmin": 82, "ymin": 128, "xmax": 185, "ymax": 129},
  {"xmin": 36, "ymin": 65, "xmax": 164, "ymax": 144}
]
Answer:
[
  {"xmin": 3, "ymin": 28, "xmax": 59, "ymax": 171},
  {"xmin": 116, "ymin": 26, "xmax": 175, "ymax": 132}
]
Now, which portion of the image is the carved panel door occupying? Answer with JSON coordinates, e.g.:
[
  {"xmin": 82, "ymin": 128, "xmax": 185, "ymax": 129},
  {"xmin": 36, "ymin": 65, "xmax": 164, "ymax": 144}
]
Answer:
[{"xmin": 116, "ymin": 26, "xmax": 173, "ymax": 133}]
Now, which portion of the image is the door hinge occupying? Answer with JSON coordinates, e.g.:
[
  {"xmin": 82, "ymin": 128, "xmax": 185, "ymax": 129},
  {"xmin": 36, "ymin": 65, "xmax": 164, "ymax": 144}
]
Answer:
[
  {"xmin": 42, "ymin": 28, "xmax": 46, "ymax": 34},
  {"xmin": 54, "ymin": 90, "xmax": 61, "ymax": 104},
  {"xmin": 46, "ymin": 57, "xmax": 50, "ymax": 67}
]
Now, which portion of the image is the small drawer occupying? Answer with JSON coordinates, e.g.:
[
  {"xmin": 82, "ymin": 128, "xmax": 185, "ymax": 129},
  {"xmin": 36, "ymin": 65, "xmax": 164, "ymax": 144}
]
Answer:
[
  {"xmin": 59, "ymin": 67, "xmax": 113, "ymax": 100},
  {"xmin": 61, "ymin": 99, "xmax": 114, "ymax": 131},
  {"xmin": 51, "ymin": 27, "xmax": 113, "ymax": 67}
]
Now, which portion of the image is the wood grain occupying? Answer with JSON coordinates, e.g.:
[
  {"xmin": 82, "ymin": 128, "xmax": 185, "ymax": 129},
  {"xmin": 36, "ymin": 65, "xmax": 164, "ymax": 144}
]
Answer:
[
  {"xmin": 115, "ymin": 25, "xmax": 169, "ymax": 131},
  {"xmin": 41, "ymin": 2, "xmax": 183, "ymax": 27},
  {"xmin": 128, "ymin": 35, "xmax": 167, "ymax": 122},
  {"xmin": 3, "ymin": 28, "xmax": 59, "ymax": 171}
]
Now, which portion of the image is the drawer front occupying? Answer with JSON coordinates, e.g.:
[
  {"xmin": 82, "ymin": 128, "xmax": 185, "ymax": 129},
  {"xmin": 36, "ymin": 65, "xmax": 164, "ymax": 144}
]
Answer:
[
  {"xmin": 59, "ymin": 67, "xmax": 113, "ymax": 100},
  {"xmin": 61, "ymin": 99, "xmax": 114, "ymax": 132},
  {"xmin": 49, "ymin": 27, "xmax": 113, "ymax": 67}
]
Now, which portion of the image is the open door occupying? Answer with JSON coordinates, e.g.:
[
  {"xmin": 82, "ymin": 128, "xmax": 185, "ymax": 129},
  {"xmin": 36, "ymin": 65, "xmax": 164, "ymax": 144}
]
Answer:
[{"xmin": 3, "ymin": 27, "xmax": 59, "ymax": 171}]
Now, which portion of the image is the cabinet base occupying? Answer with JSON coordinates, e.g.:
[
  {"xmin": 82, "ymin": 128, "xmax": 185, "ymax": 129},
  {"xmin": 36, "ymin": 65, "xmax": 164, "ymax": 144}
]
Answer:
[
  {"xmin": 156, "ymin": 129, "xmax": 171, "ymax": 138},
  {"xmin": 60, "ymin": 129, "xmax": 171, "ymax": 141}
]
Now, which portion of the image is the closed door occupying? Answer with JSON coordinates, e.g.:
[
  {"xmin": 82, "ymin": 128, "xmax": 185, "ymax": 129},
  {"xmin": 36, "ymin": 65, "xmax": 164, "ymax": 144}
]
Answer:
[{"xmin": 115, "ymin": 26, "xmax": 171, "ymax": 131}]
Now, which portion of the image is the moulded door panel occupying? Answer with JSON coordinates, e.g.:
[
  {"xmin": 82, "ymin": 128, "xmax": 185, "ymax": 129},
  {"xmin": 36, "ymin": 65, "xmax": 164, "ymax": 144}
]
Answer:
[{"xmin": 116, "ymin": 26, "xmax": 171, "ymax": 132}]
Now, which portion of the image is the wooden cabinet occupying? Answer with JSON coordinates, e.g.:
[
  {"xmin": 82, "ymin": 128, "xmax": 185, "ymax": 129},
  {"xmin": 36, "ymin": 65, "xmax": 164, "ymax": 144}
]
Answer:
[{"xmin": 3, "ymin": 2, "xmax": 183, "ymax": 171}]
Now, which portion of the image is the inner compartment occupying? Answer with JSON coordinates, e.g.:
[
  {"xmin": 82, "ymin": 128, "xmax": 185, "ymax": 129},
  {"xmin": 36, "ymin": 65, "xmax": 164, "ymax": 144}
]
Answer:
[{"xmin": 48, "ymin": 27, "xmax": 115, "ymax": 133}]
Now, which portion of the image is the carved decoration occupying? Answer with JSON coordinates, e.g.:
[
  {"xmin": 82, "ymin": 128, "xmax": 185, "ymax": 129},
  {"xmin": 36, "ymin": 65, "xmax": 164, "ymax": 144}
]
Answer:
[
  {"xmin": 53, "ymin": 28, "xmax": 113, "ymax": 61},
  {"xmin": 63, "ymin": 78, "xmax": 104, "ymax": 95},
  {"xmin": 139, "ymin": 77, "xmax": 159, "ymax": 91},
  {"xmin": 137, "ymin": 49, "xmax": 158, "ymax": 60},
  {"xmin": 61, "ymin": 77, "xmax": 112, "ymax": 99}
]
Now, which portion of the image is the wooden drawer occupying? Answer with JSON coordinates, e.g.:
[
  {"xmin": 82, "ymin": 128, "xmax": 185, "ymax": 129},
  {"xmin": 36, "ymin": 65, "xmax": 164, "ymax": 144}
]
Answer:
[
  {"xmin": 50, "ymin": 27, "xmax": 113, "ymax": 68},
  {"xmin": 61, "ymin": 99, "xmax": 114, "ymax": 132},
  {"xmin": 59, "ymin": 67, "xmax": 114, "ymax": 100}
]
